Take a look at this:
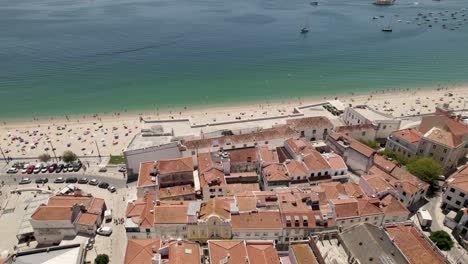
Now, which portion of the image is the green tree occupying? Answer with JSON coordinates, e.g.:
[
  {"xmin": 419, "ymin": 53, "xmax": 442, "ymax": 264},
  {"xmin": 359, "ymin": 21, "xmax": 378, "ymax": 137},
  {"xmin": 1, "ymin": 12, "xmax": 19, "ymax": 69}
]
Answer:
[
  {"xmin": 62, "ymin": 150, "xmax": 77, "ymax": 163},
  {"xmin": 359, "ymin": 140, "xmax": 381, "ymax": 150},
  {"xmin": 380, "ymin": 149, "xmax": 409, "ymax": 165},
  {"xmin": 94, "ymin": 254, "xmax": 109, "ymax": 264},
  {"xmin": 38, "ymin": 153, "xmax": 51, "ymax": 163},
  {"xmin": 406, "ymin": 157, "xmax": 443, "ymax": 184},
  {"xmin": 429, "ymin": 230, "xmax": 454, "ymax": 251}
]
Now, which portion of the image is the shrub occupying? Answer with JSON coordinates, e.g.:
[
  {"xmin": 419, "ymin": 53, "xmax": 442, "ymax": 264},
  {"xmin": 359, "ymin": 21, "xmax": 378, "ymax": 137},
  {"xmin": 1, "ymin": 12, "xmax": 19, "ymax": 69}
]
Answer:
[
  {"xmin": 38, "ymin": 153, "xmax": 51, "ymax": 163},
  {"xmin": 62, "ymin": 150, "xmax": 77, "ymax": 163},
  {"xmin": 429, "ymin": 230, "xmax": 454, "ymax": 251},
  {"xmin": 94, "ymin": 254, "xmax": 109, "ymax": 264},
  {"xmin": 407, "ymin": 157, "xmax": 443, "ymax": 184}
]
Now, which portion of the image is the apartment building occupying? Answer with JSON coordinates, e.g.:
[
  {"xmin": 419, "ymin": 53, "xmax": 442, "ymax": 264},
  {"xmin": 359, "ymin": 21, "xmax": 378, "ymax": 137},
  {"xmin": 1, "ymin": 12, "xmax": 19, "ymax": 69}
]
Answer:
[
  {"xmin": 286, "ymin": 116, "xmax": 333, "ymax": 141},
  {"xmin": 30, "ymin": 194, "xmax": 106, "ymax": 245},
  {"xmin": 124, "ymin": 239, "xmax": 202, "ymax": 264},
  {"xmin": 327, "ymin": 133, "xmax": 376, "ymax": 175},
  {"xmin": 342, "ymin": 106, "xmax": 401, "ymax": 140},
  {"xmin": 335, "ymin": 124, "xmax": 377, "ymax": 142},
  {"xmin": 208, "ymin": 240, "xmax": 281, "ymax": 264},
  {"xmin": 443, "ymin": 165, "xmax": 468, "ymax": 210}
]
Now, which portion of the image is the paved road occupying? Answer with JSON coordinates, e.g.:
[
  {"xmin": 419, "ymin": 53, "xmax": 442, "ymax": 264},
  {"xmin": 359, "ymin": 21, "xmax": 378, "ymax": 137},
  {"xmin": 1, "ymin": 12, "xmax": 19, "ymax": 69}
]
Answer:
[{"xmin": 425, "ymin": 191, "xmax": 468, "ymax": 264}]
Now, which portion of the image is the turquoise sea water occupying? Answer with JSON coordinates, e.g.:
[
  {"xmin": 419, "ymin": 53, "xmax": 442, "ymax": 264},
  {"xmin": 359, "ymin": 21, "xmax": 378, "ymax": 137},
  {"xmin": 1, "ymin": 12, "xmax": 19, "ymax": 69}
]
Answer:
[{"xmin": 1, "ymin": 0, "xmax": 468, "ymax": 119}]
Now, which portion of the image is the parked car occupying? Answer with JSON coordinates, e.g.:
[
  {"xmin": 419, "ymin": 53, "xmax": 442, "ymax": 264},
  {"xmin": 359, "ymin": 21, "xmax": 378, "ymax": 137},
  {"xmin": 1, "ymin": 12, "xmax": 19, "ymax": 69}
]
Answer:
[
  {"xmin": 6, "ymin": 167, "xmax": 18, "ymax": 174},
  {"xmin": 48, "ymin": 164, "xmax": 58, "ymax": 173},
  {"xmin": 35, "ymin": 177, "xmax": 48, "ymax": 184},
  {"xmin": 33, "ymin": 164, "xmax": 42, "ymax": 174},
  {"xmin": 21, "ymin": 164, "xmax": 29, "ymax": 174},
  {"xmin": 118, "ymin": 166, "xmax": 126, "ymax": 172},
  {"xmin": 26, "ymin": 165, "xmax": 35, "ymax": 174},
  {"xmin": 73, "ymin": 162, "xmax": 82, "ymax": 172},
  {"xmin": 98, "ymin": 182, "xmax": 109, "ymax": 189},
  {"xmin": 65, "ymin": 177, "xmax": 78, "ymax": 183},
  {"xmin": 89, "ymin": 179, "xmax": 99, "ymax": 186},
  {"xmin": 78, "ymin": 178, "xmax": 89, "ymax": 184},
  {"xmin": 54, "ymin": 177, "xmax": 65, "ymax": 183},
  {"xmin": 63, "ymin": 164, "xmax": 70, "ymax": 172},
  {"xmin": 40, "ymin": 164, "xmax": 49, "ymax": 173},
  {"xmin": 108, "ymin": 186, "xmax": 116, "ymax": 193},
  {"xmin": 19, "ymin": 178, "xmax": 32, "ymax": 184},
  {"xmin": 97, "ymin": 226, "xmax": 112, "ymax": 236},
  {"xmin": 98, "ymin": 166, "xmax": 107, "ymax": 172},
  {"xmin": 56, "ymin": 164, "xmax": 64, "ymax": 173}
]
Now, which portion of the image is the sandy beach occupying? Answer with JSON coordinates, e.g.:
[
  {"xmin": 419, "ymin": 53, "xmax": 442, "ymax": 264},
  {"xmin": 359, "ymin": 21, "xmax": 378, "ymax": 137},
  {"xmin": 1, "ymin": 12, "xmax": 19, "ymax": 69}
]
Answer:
[{"xmin": 1, "ymin": 85, "xmax": 467, "ymax": 159}]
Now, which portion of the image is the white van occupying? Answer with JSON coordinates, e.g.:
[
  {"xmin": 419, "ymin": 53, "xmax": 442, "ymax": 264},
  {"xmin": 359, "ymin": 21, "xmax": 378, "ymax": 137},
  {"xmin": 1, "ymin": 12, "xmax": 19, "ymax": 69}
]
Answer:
[{"xmin": 97, "ymin": 226, "xmax": 112, "ymax": 236}]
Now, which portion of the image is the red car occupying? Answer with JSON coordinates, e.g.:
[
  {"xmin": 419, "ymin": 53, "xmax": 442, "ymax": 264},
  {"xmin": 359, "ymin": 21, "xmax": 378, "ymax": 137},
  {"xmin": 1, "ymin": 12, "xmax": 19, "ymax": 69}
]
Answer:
[
  {"xmin": 48, "ymin": 164, "xmax": 58, "ymax": 173},
  {"xmin": 26, "ymin": 165, "xmax": 35, "ymax": 174}
]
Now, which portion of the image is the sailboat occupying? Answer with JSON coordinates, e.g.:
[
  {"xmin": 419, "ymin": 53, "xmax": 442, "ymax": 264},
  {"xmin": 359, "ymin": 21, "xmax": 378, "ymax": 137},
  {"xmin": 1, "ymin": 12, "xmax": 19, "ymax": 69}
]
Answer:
[
  {"xmin": 300, "ymin": 18, "xmax": 309, "ymax": 34},
  {"xmin": 382, "ymin": 17, "xmax": 393, "ymax": 32}
]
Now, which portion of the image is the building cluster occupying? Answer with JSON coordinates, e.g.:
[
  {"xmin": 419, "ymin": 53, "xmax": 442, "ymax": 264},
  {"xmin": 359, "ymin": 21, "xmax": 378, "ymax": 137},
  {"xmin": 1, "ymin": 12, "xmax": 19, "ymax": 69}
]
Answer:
[{"xmin": 116, "ymin": 104, "xmax": 468, "ymax": 263}]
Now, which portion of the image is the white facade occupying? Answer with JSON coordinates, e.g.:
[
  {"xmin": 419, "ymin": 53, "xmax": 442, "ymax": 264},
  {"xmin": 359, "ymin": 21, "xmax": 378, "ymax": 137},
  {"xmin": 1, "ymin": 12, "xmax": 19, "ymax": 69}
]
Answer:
[
  {"xmin": 443, "ymin": 185, "xmax": 467, "ymax": 211},
  {"xmin": 342, "ymin": 107, "xmax": 401, "ymax": 140},
  {"xmin": 154, "ymin": 223, "xmax": 188, "ymax": 240},
  {"xmin": 30, "ymin": 219, "xmax": 76, "ymax": 245}
]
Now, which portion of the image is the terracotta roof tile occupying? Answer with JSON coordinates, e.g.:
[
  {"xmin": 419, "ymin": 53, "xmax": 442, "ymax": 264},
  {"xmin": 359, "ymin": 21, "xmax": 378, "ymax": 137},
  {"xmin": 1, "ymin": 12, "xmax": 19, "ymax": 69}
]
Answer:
[
  {"xmin": 390, "ymin": 128, "xmax": 422, "ymax": 145},
  {"xmin": 302, "ymin": 151, "xmax": 331, "ymax": 172},
  {"xmin": 199, "ymin": 198, "xmax": 232, "ymax": 220},
  {"xmin": 226, "ymin": 183, "xmax": 260, "ymax": 196},
  {"xmin": 231, "ymin": 211, "xmax": 283, "ymax": 230},
  {"xmin": 263, "ymin": 163, "xmax": 289, "ymax": 182},
  {"xmin": 290, "ymin": 243, "xmax": 318, "ymax": 264},
  {"xmin": 285, "ymin": 138, "xmax": 315, "ymax": 156},
  {"xmin": 125, "ymin": 239, "xmax": 161, "ymax": 264},
  {"xmin": 424, "ymin": 127, "xmax": 462, "ymax": 147},
  {"xmin": 285, "ymin": 160, "xmax": 308, "ymax": 177},
  {"xmin": 379, "ymin": 194, "xmax": 410, "ymax": 216},
  {"xmin": 156, "ymin": 157, "xmax": 193, "ymax": 175},
  {"xmin": 330, "ymin": 133, "xmax": 376, "ymax": 157},
  {"xmin": 138, "ymin": 161, "xmax": 158, "ymax": 187},
  {"xmin": 159, "ymin": 184, "xmax": 195, "ymax": 199},
  {"xmin": 446, "ymin": 165, "xmax": 468, "ymax": 193},
  {"xmin": 154, "ymin": 204, "xmax": 188, "ymax": 224},
  {"xmin": 246, "ymin": 242, "xmax": 281, "ymax": 264},
  {"xmin": 258, "ymin": 145, "xmax": 279, "ymax": 164},
  {"xmin": 386, "ymin": 223, "xmax": 447, "ymax": 264},
  {"xmin": 76, "ymin": 212, "xmax": 99, "ymax": 226},
  {"xmin": 200, "ymin": 168, "xmax": 226, "ymax": 188},
  {"xmin": 31, "ymin": 206, "xmax": 72, "ymax": 221},
  {"xmin": 161, "ymin": 240, "xmax": 202, "ymax": 264},
  {"xmin": 208, "ymin": 240, "xmax": 247, "ymax": 264},
  {"xmin": 226, "ymin": 148, "xmax": 258, "ymax": 164}
]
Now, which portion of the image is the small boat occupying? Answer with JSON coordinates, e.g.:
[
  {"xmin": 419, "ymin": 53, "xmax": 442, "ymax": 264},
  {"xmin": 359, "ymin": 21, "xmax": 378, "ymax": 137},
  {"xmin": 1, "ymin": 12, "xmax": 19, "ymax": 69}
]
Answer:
[
  {"xmin": 310, "ymin": 1, "xmax": 318, "ymax": 5},
  {"xmin": 373, "ymin": 16, "xmax": 379, "ymax": 20},
  {"xmin": 300, "ymin": 27, "xmax": 309, "ymax": 34},
  {"xmin": 382, "ymin": 26, "xmax": 392, "ymax": 32}
]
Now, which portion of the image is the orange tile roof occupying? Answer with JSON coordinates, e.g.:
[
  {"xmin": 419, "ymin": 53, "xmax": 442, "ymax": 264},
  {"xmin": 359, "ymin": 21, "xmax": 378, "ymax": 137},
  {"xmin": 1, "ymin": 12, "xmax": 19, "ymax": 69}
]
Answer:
[
  {"xmin": 373, "ymin": 155, "xmax": 398, "ymax": 173},
  {"xmin": 446, "ymin": 165, "xmax": 468, "ymax": 193},
  {"xmin": 343, "ymin": 182, "xmax": 366, "ymax": 198},
  {"xmin": 363, "ymin": 175, "xmax": 394, "ymax": 193},
  {"xmin": 386, "ymin": 223, "xmax": 447, "ymax": 264},
  {"xmin": 258, "ymin": 145, "xmax": 279, "ymax": 164},
  {"xmin": 47, "ymin": 195, "xmax": 92, "ymax": 207},
  {"xmin": 318, "ymin": 182, "xmax": 348, "ymax": 200},
  {"xmin": 424, "ymin": 127, "xmax": 462, "ymax": 147},
  {"xmin": 390, "ymin": 128, "xmax": 422, "ymax": 145},
  {"xmin": 226, "ymin": 148, "xmax": 258, "ymax": 164},
  {"xmin": 200, "ymin": 168, "xmax": 226, "ymax": 188},
  {"xmin": 285, "ymin": 138, "xmax": 315, "ymax": 156},
  {"xmin": 184, "ymin": 126, "xmax": 297, "ymax": 149},
  {"xmin": 197, "ymin": 152, "xmax": 220, "ymax": 173},
  {"xmin": 226, "ymin": 183, "xmax": 260, "ymax": 196},
  {"xmin": 125, "ymin": 239, "xmax": 161, "ymax": 264},
  {"xmin": 209, "ymin": 240, "xmax": 247, "ymax": 264},
  {"xmin": 379, "ymin": 194, "xmax": 410, "ymax": 216},
  {"xmin": 138, "ymin": 161, "xmax": 158, "ymax": 187},
  {"xmin": 357, "ymin": 199, "xmax": 383, "ymax": 216},
  {"xmin": 390, "ymin": 167, "xmax": 429, "ymax": 194},
  {"xmin": 31, "ymin": 206, "xmax": 72, "ymax": 221},
  {"xmin": 285, "ymin": 160, "xmax": 308, "ymax": 177},
  {"xmin": 199, "ymin": 198, "xmax": 232, "ymax": 220},
  {"xmin": 236, "ymin": 196, "xmax": 258, "ymax": 211},
  {"xmin": 291, "ymin": 243, "xmax": 318, "ymax": 264},
  {"xmin": 154, "ymin": 204, "xmax": 188, "ymax": 224},
  {"xmin": 286, "ymin": 116, "xmax": 333, "ymax": 130},
  {"xmin": 126, "ymin": 193, "xmax": 156, "ymax": 228},
  {"xmin": 156, "ymin": 157, "xmax": 193, "ymax": 175},
  {"xmin": 263, "ymin": 163, "xmax": 289, "ymax": 182},
  {"xmin": 161, "ymin": 240, "xmax": 202, "ymax": 264},
  {"xmin": 159, "ymin": 184, "xmax": 195, "ymax": 199},
  {"xmin": 420, "ymin": 114, "xmax": 468, "ymax": 139},
  {"xmin": 231, "ymin": 211, "xmax": 283, "ymax": 230},
  {"xmin": 246, "ymin": 242, "xmax": 281, "ymax": 264},
  {"xmin": 76, "ymin": 212, "xmax": 99, "ymax": 226},
  {"xmin": 330, "ymin": 133, "xmax": 376, "ymax": 157},
  {"xmin": 331, "ymin": 199, "xmax": 359, "ymax": 218},
  {"xmin": 302, "ymin": 151, "xmax": 331, "ymax": 172},
  {"xmin": 323, "ymin": 153, "xmax": 347, "ymax": 171}
]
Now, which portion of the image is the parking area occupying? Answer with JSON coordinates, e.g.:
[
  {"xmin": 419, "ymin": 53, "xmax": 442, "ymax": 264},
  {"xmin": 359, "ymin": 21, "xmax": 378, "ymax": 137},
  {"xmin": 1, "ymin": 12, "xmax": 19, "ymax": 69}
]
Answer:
[{"xmin": 0, "ymin": 172, "xmax": 130, "ymax": 263}]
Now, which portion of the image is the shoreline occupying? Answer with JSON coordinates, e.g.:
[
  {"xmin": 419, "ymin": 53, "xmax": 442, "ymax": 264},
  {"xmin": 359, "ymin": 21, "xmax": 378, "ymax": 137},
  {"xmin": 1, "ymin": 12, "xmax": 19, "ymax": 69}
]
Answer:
[{"xmin": 1, "ymin": 83, "xmax": 467, "ymax": 128}]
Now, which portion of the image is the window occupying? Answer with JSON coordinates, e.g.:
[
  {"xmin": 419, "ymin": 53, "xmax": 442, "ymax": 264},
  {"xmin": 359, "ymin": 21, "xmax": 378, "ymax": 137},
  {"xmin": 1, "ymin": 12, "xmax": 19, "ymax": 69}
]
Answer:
[
  {"xmin": 460, "ymin": 193, "xmax": 465, "ymax": 198},
  {"xmin": 324, "ymin": 129, "xmax": 328, "ymax": 133},
  {"xmin": 456, "ymin": 201, "xmax": 461, "ymax": 206},
  {"xmin": 191, "ymin": 151, "xmax": 196, "ymax": 155},
  {"xmin": 219, "ymin": 188, "xmax": 222, "ymax": 192},
  {"xmin": 374, "ymin": 216, "xmax": 378, "ymax": 220},
  {"xmin": 419, "ymin": 149, "xmax": 423, "ymax": 153},
  {"xmin": 341, "ymin": 171, "xmax": 345, "ymax": 175},
  {"xmin": 446, "ymin": 196, "xmax": 452, "ymax": 201},
  {"xmin": 301, "ymin": 131, "xmax": 305, "ymax": 137},
  {"xmin": 450, "ymin": 188, "xmax": 455, "ymax": 192},
  {"xmin": 443, "ymin": 148, "xmax": 447, "ymax": 153},
  {"xmin": 365, "ymin": 218, "xmax": 369, "ymax": 221},
  {"xmin": 311, "ymin": 173, "xmax": 315, "ymax": 177},
  {"xmin": 429, "ymin": 153, "xmax": 434, "ymax": 157},
  {"xmin": 362, "ymin": 131, "xmax": 366, "ymax": 136},
  {"xmin": 432, "ymin": 144, "xmax": 436, "ymax": 149},
  {"xmin": 210, "ymin": 188, "xmax": 215, "ymax": 192},
  {"xmin": 146, "ymin": 229, "xmax": 151, "ymax": 232},
  {"xmin": 440, "ymin": 157, "xmax": 444, "ymax": 162},
  {"xmin": 265, "ymin": 141, "xmax": 269, "ymax": 144},
  {"xmin": 318, "ymin": 172, "xmax": 322, "ymax": 177},
  {"xmin": 246, "ymin": 233, "xmax": 251, "ymax": 237},
  {"xmin": 254, "ymin": 233, "xmax": 259, "ymax": 236},
  {"xmin": 312, "ymin": 129, "xmax": 316, "ymax": 134}
]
